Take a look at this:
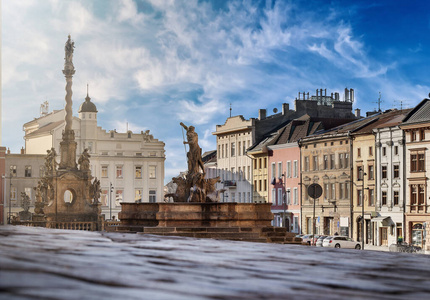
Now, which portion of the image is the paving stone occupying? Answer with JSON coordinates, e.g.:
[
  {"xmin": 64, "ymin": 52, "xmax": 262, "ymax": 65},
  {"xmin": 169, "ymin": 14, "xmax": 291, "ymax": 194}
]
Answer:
[{"xmin": 1, "ymin": 225, "xmax": 430, "ymax": 300}]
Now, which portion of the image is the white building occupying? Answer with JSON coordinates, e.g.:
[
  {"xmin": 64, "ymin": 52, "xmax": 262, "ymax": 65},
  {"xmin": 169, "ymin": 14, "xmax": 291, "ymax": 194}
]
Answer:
[
  {"xmin": 23, "ymin": 96, "xmax": 165, "ymax": 220},
  {"xmin": 373, "ymin": 112, "xmax": 409, "ymax": 246},
  {"xmin": 213, "ymin": 116, "xmax": 254, "ymax": 203}
]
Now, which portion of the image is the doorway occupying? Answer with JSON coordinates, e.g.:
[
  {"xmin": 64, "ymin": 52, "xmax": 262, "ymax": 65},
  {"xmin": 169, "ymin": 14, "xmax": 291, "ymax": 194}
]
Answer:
[{"xmin": 380, "ymin": 227, "xmax": 388, "ymax": 246}]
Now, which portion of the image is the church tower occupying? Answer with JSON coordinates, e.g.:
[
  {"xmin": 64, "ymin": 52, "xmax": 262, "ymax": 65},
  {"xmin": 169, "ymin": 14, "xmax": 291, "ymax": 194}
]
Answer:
[{"xmin": 78, "ymin": 86, "xmax": 98, "ymax": 154}]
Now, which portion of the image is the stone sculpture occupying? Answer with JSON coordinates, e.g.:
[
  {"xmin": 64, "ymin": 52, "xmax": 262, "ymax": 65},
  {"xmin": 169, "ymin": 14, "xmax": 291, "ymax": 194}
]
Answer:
[
  {"xmin": 78, "ymin": 149, "xmax": 91, "ymax": 171},
  {"xmin": 90, "ymin": 177, "xmax": 101, "ymax": 203},
  {"xmin": 165, "ymin": 123, "xmax": 220, "ymax": 203},
  {"xmin": 45, "ymin": 148, "xmax": 58, "ymax": 173}
]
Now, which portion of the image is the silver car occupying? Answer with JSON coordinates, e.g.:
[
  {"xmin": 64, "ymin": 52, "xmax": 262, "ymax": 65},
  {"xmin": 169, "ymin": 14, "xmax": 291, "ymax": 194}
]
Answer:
[{"xmin": 322, "ymin": 236, "xmax": 361, "ymax": 249}]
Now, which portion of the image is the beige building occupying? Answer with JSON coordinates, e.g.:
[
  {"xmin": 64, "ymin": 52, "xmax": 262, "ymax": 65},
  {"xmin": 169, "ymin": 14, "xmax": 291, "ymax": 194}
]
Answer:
[
  {"xmin": 300, "ymin": 133, "xmax": 352, "ymax": 236},
  {"xmin": 22, "ymin": 97, "xmax": 165, "ymax": 220},
  {"xmin": 213, "ymin": 116, "xmax": 254, "ymax": 203},
  {"xmin": 400, "ymin": 99, "xmax": 430, "ymax": 251},
  {"xmin": 3, "ymin": 152, "xmax": 45, "ymax": 222}
]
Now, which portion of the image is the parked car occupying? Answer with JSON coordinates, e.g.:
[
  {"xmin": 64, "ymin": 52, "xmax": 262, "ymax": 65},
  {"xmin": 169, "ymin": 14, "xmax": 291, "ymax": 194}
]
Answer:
[
  {"xmin": 315, "ymin": 235, "xmax": 328, "ymax": 247},
  {"xmin": 295, "ymin": 234, "xmax": 304, "ymax": 238},
  {"xmin": 322, "ymin": 236, "xmax": 361, "ymax": 249},
  {"xmin": 301, "ymin": 234, "xmax": 314, "ymax": 245}
]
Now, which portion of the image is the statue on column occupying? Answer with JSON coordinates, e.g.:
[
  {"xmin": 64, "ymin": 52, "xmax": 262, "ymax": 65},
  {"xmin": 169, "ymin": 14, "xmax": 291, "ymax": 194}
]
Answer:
[
  {"xmin": 78, "ymin": 148, "xmax": 91, "ymax": 171},
  {"xmin": 90, "ymin": 177, "xmax": 101, "ymax": 203},
  {"xmin": 65, "ymin": 35, "xmax": 75, "ymax": 66},
  {"xmin": 45, "ymin": 148, "xmax": 58, "ymax": 173}
]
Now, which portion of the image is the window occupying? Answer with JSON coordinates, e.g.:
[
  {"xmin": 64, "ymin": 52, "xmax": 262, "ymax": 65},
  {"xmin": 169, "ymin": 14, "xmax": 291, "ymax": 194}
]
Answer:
[
  {"xmin": 278, "ymin": 188, "xmax": 283, "ymax": 205},
  {"xmin": 10, "ymin": 187, "xmax": 17, "ymax": 200},
  {"xmin": 135, "ymin": 166, "xmax": 142, "ymax": 179},
  {"xmin": 225, "ymin": 143, "xmax": 228, "ymax": 158},
  {"xmin": 10, "ymin": 165, "xmax": 17, "ymax": 177},
  {"xmin": 149, "ymin": 190, "xmax": 156, "ymax": 203},
  {"xmin": 101, "ymin": 190, "xmax": 108, "ymax": 206},
  {"xmin": 304, "ymin": 157, "xmax": 310, "ymax": 171},
  {"xmin": 382, "ymin": 147, "xmax": 387, "ymax": 156},
  {"xmin": 345, "ymin": 182, "xmax": 350, "ymax": 199},
  {"xmin": 248, "ymin": 192, "xmax": 251, "ymax": 203},
  {"xmin": 419, "ymin": 185, "xmax": 425, "ymax": 208},
  {"xmin": 330, "ymin": 154, "xmax": 335, "ymax": 169},
  {"xmin": 313, "ymin": 156, "xmax": 318, "ymax": 171},
  {"xmin": 411, "ymin": 153, "xmax": 426, "ymax": 172},
  {"xmin": 135, "ymin": 189, "xmax": 142, "ymax": 202},
  {"xmin": 25, "ymin": 166, "xmax": 32, "ymax": 177},
  {"xmin": 293, "ymin": 188, "xmax": 298, "ymax": 205},
  {"xmin": 324, "ymin": 155, "xmax": 328, "ymax": 169},
  {"xmin": 258, "ymin": 158, "xmax": 262, "ymax": 169},
  {"xmin": 115, "ymin": 190, "xmax": 123, "ymax": 206},
  {"xmin": 149, "ymin": 166, "xmax": 156, "ymax": 179},
  {"xmin": 221, "ymin": 144, "xmax": 224, "ymax": 158},
  {"xmin": 39, "ymin": 166, "xmax": 45, "ymax": 177},
  {"xmin": 330, "ymin": 183, "xmax": 335, "ymax": 199},
  {"xmin": 369, "ymin": 189, "xmax": 374, "ymax": 206},
  {"xmin": 394, "ymin": 146, "xmax": 399, "ymax": 155},
  {"xmin": 238, "ymin": 167, "xmax": 242, "ymax": 181},
  {"xmin": 231, "ymin": 192, "xmax": 236, "ymax": 202},
  {"xmin": 381, "ymin": 191, "xmax": 387, "ymax": 206},
  {"xmin": 294, "ymin": 216, "xmax": 299, "ymax": 233},
  {"xmin": 259, "ymin": 180, "xmax": 262, "ymax": 191},
  {"xmin": 264, "ymin": 179, "xmax": 267, "ymax": 191},
  {"xmin": 393, "ymin": 165, "xmax": 400, "ymax": 178},
  {"xmin": 247, "ymin": 166, "xmax": 251, "ymax": 181},
  {"xmin": 218, "ymin": 145, "xmax": 221, "ymax": 158},
  {"xmin": 344, "ymin": 153, "xmax": 349, "ymax": 168},
  {"xmin": 357, "ymin": 190, "xmax": 363, "ymax": 206},
  {"xmin": 339, "ymin": 153, "xmax": 344, "ymax": 169},
  {"xmin": 238, "ymin": 192, "xmax": 242, "ymax": 203},
  {"xmin": 293, "ymin": 161, "xmax": 298, "ymax": 178},
  {"xmin": 231, "ymin": 142, "xmax": 235, "ymax": 157},
  {"xmin": 116, "ymin": 166, "xmax": 123, "ymax": 178},
  {"xmin": 287, "ymin": 161, "xmax": 291, "ymax": 178},
  {"xmin": 357, "ymin": 166, "xmax": 364, "ymax": 180},
  {"xmin": 381, "ymin": 166, "xmax": 387, "ymax": 179},
  {"xmin": 271, "ymin": 163, "xmax": 276, "ymax": 179},
  {"xmin": 243, "ymin": 142, "xmax": 246, "ymax": 155},
  {"xmin": 254, "ymin": 181, "xmax": 257, "ymax": 192},
  {"xmin": 272, "ymin": 189, "xmax": 276, "ymax": 205},
  {"xmin": 238, "ymin": 142, "xmax": 241, "ymax": 156},
  {"xmin": 369, "ymin": 146, "xmax": 373, "ymax": 156},
  {"xmin": 231, "ymin": 167, "xmax": 235, "ymax": 180},
  {"xmin": 420, "ymin": 128, "xmax": 425, "ymax": 141},
  {"xmin": 393, "ymin": 191, "xmax": 399, "ymax": 206},
  {"xmin": 368, "ymin": 165, "xmax": 374, "ymax": 180},
  {"xmin": 357, "ymin": 148, "xmax": 361, "ymax": 157},
  {"xmin": 324, "ymin": 184, "xmax": 329, "ymax": 199},
  {"xmin": 339, "ymin": 183, "xmax": 344, "ymax": 199},
  {"xmin": 101, "ymin": 166, "xmax": 108, "ymax": 178},
  {"xmin": 278, "ymin": 162, "xmax": 282, "ymax": 178}
]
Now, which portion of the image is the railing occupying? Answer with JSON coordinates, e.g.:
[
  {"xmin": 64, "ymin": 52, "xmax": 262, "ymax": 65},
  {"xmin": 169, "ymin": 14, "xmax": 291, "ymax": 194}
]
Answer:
[
  {"xmin": 47, "ymin": 222, "xmax": 97, "ymax": 231},
  {"xmin": 223, "ymin": 180, "xmax": 237, "ymax": 187}
]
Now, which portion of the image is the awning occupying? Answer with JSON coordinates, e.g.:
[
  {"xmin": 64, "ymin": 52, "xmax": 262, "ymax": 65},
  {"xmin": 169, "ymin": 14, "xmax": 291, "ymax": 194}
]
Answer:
[{"xmin": 371, "ymin": 216, "xmax": 392, "ymax": 226}]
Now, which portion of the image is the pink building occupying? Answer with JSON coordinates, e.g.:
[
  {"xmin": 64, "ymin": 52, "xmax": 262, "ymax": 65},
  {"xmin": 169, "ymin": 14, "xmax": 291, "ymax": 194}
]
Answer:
[{"xmin": 268, "ymin": 143, "xmax": 301, "ymax": 233}]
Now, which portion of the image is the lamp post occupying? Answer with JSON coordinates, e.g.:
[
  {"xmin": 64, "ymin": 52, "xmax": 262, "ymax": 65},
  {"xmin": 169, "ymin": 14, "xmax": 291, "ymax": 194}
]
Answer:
[
  {"xmin": 109, "ymin": 182, "xmax": 114, "ymax": 220},
  {"xmin": 357, "ymin": 167, "xmax": 367, "ymax": 250}
]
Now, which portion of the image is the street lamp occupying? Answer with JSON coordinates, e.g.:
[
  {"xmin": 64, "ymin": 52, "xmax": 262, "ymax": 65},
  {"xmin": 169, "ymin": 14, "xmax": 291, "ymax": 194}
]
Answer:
[
  {"xmin": 109, "ymin": 182, "xmax": 114, "ymax": 220},
  {"xmin": 358, "ymin": 167, "xmax": 367, "ymax": 250}
]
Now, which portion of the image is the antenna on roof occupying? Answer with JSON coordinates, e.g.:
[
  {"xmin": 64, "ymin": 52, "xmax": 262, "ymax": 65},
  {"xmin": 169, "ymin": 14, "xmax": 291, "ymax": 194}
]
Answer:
[
  {"xmin": 229, "ymin": 103, "xmax": 232, "ymax": 118},
  {"xmin": 373, "ymin": 92, "xmax": 383, "ymax": 112},
  {"xmin": 394, "ymin": 99, "xmax": 411, "ymax": 110}
]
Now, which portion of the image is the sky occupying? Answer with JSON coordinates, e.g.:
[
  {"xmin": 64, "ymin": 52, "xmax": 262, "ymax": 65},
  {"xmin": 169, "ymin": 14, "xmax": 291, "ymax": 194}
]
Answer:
[{"xmin": 2, "ymin": 0, "xmax": 430, "ymax": 182}]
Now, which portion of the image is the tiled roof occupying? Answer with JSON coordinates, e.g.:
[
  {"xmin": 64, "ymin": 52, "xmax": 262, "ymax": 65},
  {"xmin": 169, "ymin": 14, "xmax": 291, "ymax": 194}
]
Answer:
[{"xmin": 402, "ymin": 98, "xmax": 430, "ymax": 125}]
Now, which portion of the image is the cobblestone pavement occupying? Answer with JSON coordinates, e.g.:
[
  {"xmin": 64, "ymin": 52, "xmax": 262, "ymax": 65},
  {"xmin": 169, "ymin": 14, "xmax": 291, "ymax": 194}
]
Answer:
[{"xmin": 1, "ymin": 225, "xmax": 430, "ymax": 300}]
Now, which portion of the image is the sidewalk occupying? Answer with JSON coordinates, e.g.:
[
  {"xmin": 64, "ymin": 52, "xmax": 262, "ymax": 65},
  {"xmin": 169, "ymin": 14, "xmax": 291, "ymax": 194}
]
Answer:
[{"xmin": 364, "ymin": 243, "xmax": 429, "ymax": 254}]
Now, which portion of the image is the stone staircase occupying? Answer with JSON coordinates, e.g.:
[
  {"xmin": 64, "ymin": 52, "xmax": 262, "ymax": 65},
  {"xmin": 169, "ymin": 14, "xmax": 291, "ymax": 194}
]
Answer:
[{"xmin": 107, "ymin": 225, "xmax": 302, "ymax": 244}]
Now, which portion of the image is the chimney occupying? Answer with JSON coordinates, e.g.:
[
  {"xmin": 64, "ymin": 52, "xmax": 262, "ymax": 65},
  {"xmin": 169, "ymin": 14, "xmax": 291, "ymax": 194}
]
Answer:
[
  {"xmin": 355, "ymin": 108, "xmax": 361, "ymax": 118},
  {"xmin": 331, "ymin": 93, "xmax": 334, "ymax": 99},
  {"xmin": 282, "ymin": 103, "xmax": 289, "ymax": 115},
  {"xmin": 316, "ymin": 89, "xmax": 319, "ymax": 100},
  {"xmin": 335, "ymin": 92, "xmax": 339, "ymax": 101},
  {"xmin": 21, "ymin": 147, "xmax": 25, "ymax": 154},
  {"xmin": 259, "ymin": 109, "xmax": 267, "ymax": 120},
  {"xmin": 298, "ymin": 92, "xmax": 300, "ymax": 100},
  {"xmin": 345, "ymin": 88, "xmax": 349, "ymax": 101},
  {"xmin": 307, "ymin": 92, "xmax": 309, "ymax": 100},
  {"xmin": 7, "ymin": 148, "xmax": 10, "ymax": 154},
  {"xmin": 350, "ymin": 88, "xmax": 354, "ymax": 103},
  {"xmin": 324, "ymin": 89, "xmax": 327, "ymax": 97}
]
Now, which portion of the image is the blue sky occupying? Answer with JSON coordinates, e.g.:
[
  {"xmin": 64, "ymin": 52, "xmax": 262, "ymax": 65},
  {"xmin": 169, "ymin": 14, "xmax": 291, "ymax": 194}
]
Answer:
[{"xmin": 2, "ymin": 0, "xmax": 430, "ymax": 182}]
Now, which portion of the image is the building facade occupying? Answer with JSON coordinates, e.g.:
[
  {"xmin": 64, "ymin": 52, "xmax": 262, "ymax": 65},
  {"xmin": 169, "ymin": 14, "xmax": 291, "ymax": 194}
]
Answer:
[
  {"xmin": 401, "ymin": 99, "xmax": 430, "ymax": 251},
  {"xmin": 23, "ymin": 98, "xmax": 165, "ymax": 220},
  {"xmin": 213, "ymin": 116, "xmax": 254, "ymax": 203}
]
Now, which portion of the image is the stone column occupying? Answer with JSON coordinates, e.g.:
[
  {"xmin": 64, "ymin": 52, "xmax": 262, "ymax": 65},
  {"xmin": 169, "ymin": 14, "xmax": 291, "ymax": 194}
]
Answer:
[{"xmin": 59, "ymin": 35, "xmax": 77, "ymax": 170}]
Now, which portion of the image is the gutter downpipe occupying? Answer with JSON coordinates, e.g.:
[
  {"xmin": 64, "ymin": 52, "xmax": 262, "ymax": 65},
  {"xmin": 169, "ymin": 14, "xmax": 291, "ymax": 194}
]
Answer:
[
  {"xmin": 245, "ymin": 151, "xmax": 254, "ymax": 203},
  {"xmin": 298, "ymin": 138, "xmax": 303, "ymax": 234},
  {"xmin": 348, "ymin": 130, "xmax": 353, "ymax": 238}
]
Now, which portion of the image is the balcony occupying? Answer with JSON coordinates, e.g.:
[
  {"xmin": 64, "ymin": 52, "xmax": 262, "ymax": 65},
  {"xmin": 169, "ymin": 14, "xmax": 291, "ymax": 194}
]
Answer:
[{"xmin": 223, "ymin": 180, "xmax": 237, "ymax": 188}]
